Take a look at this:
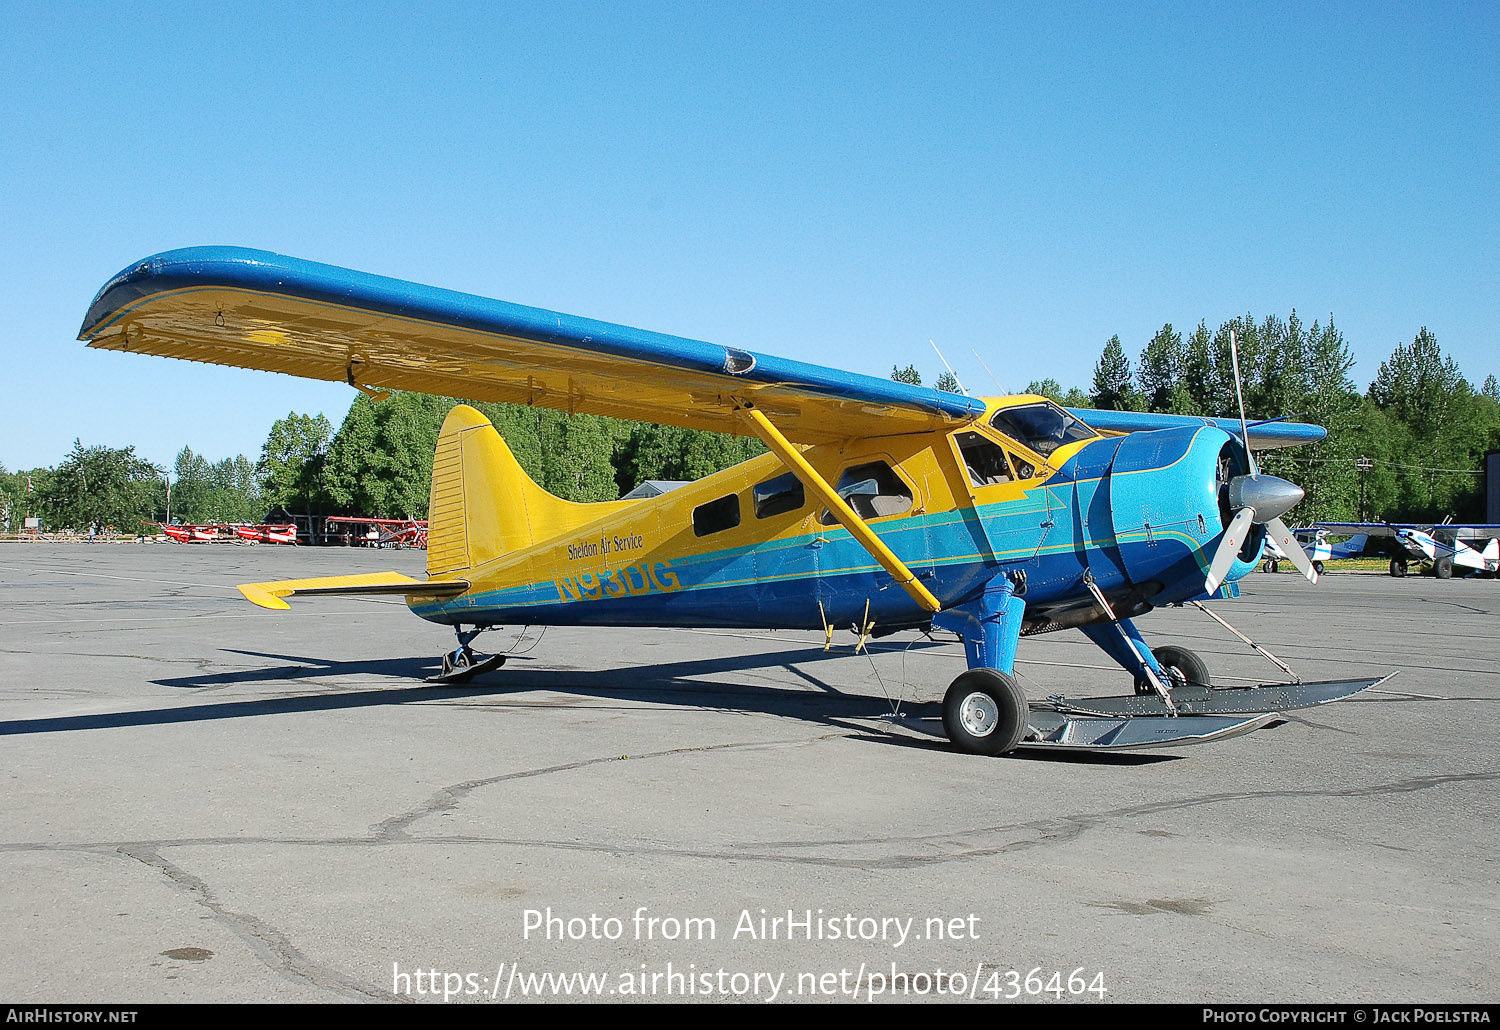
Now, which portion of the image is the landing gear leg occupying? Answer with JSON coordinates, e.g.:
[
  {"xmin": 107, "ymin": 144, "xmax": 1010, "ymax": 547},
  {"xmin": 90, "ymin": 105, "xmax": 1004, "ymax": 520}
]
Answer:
[
  {"xmin": 1080, "ymin": 617, "xmax": 1182, "ymax": 710},
  {"xmin": 1132, "ymin": 645, "xmax": 1211, "ymax": 695},
  {"xmin": 931, "ymin": 575, "xmax": 1031, "ymax": 755}
]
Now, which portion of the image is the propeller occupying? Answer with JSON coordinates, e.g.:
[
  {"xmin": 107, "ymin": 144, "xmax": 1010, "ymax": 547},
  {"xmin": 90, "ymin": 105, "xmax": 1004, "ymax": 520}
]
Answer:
[{"xmin": 1204, "ymin": 330, "xmax": 1320, "ymax": 594}]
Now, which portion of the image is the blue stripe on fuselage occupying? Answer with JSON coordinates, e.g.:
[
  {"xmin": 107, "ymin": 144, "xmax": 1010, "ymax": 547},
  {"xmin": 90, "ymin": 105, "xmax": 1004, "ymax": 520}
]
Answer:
[{"xmin": 411, "ymin": 433, "xmax": 1220, "ymax": 630}]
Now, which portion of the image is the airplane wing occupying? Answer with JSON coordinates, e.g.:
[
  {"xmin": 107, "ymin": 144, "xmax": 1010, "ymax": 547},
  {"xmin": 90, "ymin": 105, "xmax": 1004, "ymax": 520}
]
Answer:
[
  {"xmin": 1071, "ymin": 409, "xmax": 1326, "ymax": 450},
  {"xmin": 1315, "ymin": 522, "xmax": 1401, "ymax": 537},
  {"xmin": 79, "ymin": 247, "xmax": 988, "ymax": 446}
]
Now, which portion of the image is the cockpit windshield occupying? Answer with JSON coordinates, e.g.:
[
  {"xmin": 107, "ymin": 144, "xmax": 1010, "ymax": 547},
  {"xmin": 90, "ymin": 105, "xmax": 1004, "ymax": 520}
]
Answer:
[{"xmin": 989, "ymin": 402, "xmax": 1097, "ymax": 457}]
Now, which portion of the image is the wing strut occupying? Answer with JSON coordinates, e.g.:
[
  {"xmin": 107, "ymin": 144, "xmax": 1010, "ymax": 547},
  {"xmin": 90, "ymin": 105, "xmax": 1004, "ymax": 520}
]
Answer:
[{"xmin": 735, "ymin": 404, "xmax": 942, "ymax": 613}]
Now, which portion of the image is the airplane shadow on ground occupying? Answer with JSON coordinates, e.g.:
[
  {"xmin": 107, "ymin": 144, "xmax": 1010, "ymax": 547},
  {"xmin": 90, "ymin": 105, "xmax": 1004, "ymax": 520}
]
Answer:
[{"xmin": 0, "ymin": 645, "xmax": 1174, "ymax": 764}]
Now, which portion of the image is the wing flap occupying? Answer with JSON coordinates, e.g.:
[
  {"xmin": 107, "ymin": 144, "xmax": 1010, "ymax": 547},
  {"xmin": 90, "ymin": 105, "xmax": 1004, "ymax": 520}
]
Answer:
[
  {"xmin": 238, "ymin": 571, "xmax": 469, "ymax": 611},
  {"xmin": 81, "ymin": 247, "xmax": 987, "ymax": 444}
]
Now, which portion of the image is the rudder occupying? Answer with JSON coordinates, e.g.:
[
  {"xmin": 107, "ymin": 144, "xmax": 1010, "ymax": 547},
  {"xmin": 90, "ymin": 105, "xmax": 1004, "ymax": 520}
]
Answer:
[{"xmin": 427, "ymin": 405, "xmax": 630, "ymax": 577}]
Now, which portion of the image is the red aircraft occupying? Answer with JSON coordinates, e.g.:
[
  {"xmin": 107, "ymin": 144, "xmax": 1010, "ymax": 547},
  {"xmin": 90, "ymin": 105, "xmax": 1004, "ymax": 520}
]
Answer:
[
  {"xmin": 232, "ymin": 524, "xmax": 299, "ymax": 544},
  {"xmin": 325, "ymin": 516, "xmax": 428, "ymax": 549},
  {"xmin": 149, "ymin": 523, "xmax": 221, "ymax": 543}
]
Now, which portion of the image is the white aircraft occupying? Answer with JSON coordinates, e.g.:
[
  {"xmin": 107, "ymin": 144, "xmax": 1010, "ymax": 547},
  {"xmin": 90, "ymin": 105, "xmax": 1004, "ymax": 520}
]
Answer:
[
  {"xmin": 1259, "ymin": 528, "xmax": 1369, "ymax": 575},
  {"xmin": 1314, "ymin": 521, "xmax": 1500, "ymax": 579}
]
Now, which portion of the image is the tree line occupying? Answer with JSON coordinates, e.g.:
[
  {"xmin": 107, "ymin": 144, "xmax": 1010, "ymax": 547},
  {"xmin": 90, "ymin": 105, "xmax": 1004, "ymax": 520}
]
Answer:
[
  {"xmin": 907, "ymin": 316, "xmax": 1498, "ymax": 523},
  {"xmin": 1, "ymin": 398, "xmax": 765, "ymax": 533},
  {"xmin": 5, "ymin": 314, "xmax": 1496, "ymax": 533}
]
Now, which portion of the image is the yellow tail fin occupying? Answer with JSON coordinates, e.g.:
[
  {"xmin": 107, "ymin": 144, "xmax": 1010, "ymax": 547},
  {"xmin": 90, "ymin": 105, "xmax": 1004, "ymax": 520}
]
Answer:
[{"xmin": 426, "ymin": 405, "xmax": 631, "ymax": 577}]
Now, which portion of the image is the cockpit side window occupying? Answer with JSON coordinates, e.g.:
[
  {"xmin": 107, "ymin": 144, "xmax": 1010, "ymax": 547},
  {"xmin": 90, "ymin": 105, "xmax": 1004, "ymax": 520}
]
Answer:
[
  {"xmin": 954, "ymin": 430, "xmax": 1013, "ymax": 487},
  {"xmin": 990, "ymin": 402, "xmax": 1096, "ymax": 457},
  {"xmin": 818, "ymin": 461, "xmax": 914, "ymax": 526},
  {"xmin": 753, "ymin": 472, "xmax": 805, "ymax": 519}
]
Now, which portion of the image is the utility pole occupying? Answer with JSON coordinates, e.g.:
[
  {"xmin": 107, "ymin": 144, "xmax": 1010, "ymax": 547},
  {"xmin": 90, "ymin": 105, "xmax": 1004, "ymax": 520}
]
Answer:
[{"xmin": 1356, "ymin": 456, "xmax": 1373, "ymax": 522}]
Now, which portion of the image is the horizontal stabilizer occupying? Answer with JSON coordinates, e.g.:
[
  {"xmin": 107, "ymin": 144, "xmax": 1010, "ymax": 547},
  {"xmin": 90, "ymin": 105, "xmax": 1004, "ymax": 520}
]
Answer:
[{"xmin": 238, "ymin": 571, "xmax": 470, "ymax": 611}]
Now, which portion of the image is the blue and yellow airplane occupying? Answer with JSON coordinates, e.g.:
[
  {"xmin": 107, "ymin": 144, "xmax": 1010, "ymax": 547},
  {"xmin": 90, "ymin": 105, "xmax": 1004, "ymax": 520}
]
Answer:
[{"xmin": 78, "ymin": 247, "xmax": 1387, "ymax": 755}]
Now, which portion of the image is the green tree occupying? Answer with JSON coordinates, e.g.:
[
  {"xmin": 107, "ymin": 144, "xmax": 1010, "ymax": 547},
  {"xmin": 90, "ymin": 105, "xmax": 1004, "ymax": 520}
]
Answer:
[
  {"xmin": 1179, "ymin": 321, "xmax": 1217, "ymax": 416},
  {"xmin": 614, "ymin": 422, "xmax": 764, "ymax": 495},
  {"xmin": 890, "ymin": 364, "xmax": 921, "ymax": 386},
  {"xmin": 1367, "ymin": 327, "xmax": 1483, "ymax": 519},
  {"xmin": 1090, "ymin": 335, "xmax": 1138, "ymax": 410},
  {"xmin": 1025, "ymin": 378, "xmax": 1063, "ymax": 401},
  {"xmin": 37, "ymin": 441, "xmax": 161, "ymax": 532},
  {"xmin": 168, "ymin": 446, "xmax": 260, "ymax": 524},
  {"xmin": 935, "ymin": 371, "xmax": 962, "ymax": 393},
  {"xmin": 258, "ymin": 412, "xmax": 333, "ymax": 513},
  {"xmin": 1137, "ymin": 323, "xmax": 1188, "ymax": 413},
  {"xmin": 1257, "ymin": 317, "xmax": 1363, "ymax": 522}
]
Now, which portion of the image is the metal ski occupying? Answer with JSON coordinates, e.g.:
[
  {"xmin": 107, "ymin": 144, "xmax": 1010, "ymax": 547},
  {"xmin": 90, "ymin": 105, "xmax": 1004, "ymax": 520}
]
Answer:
[
  {"xmin": 1019, "ymin": 710, "xmax": 1277, "ymax": 751},
  {"xmin": 1046, "ymin": 674, "xmax": 1394, "ymax": 718}
]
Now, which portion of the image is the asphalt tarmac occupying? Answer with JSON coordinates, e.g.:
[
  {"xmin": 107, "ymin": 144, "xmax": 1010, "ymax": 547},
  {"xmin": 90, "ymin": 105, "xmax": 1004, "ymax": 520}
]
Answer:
[{"xmin": 0, "ymin": 543, "xmax": 1495, "ymax": 1004}]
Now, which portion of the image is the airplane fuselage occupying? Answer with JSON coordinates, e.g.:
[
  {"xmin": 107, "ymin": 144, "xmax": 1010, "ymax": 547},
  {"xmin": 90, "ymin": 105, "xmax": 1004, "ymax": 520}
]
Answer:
[{"xmin": 409, "ymin": 405, "xmax": 1258, "ymax": 636}]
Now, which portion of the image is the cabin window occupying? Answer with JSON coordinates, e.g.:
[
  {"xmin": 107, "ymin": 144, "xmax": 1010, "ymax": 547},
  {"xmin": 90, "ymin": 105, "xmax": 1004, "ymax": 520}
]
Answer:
[
  {"xmin": 753, "ymin": 472, "xmax": 805, "ymax": 519},
  {"xmin": 954, "ymin": 430, "xmax": 1013, "ymax": 487},
  {"xmin": 819, "ymin": 461, "xmax": 913, "ymax": 525},
  {"xmin": 693, "ymin": 494, "xmax": 741, "ymax": 537},
  {"xmin": 990, "ymin": 401, "xmax": 1096, "ymax": 456}
]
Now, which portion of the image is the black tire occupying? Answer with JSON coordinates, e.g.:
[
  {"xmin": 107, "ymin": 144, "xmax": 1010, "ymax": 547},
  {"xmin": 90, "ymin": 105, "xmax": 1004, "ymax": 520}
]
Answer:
[
  {"xmin": 942, "ymin": 669, "xmax": 1028, "ymax": 756},
  {"xmin": 1390, "ymin": 559, "xmax": 1407, "ymax": 578},
  {"xmin": 1135, "ymin": 645, "xmax": 1212, "ymax": 694},
  {"xmin": 1435, "ymin": 558, "xmax": 1453, "ymax": 580},
  {"xmin": 1312, "ymin": 560, "xmax": 1324, "ymax": 576},
  {"xmin": 1262, "ymin": 558, "xmax": 1279, "ymax": 574}
]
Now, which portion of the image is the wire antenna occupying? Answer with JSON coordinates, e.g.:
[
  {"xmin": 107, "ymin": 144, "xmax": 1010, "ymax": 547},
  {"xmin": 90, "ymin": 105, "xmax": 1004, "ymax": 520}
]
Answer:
[
  {"xmin": 971, "ymin": 348, "xmax": 1003, "ymax": 392},
  {"xmin": 929, "ymin": 340, "xmax": 969, "ymax": 396}
]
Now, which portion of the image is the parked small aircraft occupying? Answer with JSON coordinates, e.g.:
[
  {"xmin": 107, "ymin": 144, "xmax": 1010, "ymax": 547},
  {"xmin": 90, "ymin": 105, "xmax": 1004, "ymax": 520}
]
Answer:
[
  {"xmin": 325, "ymin": 515, "xmax": 428, "ymax": 549},
  {"xmin": 83, "ymin": 248, "xmax": 1389, "ymax": 754},
  {"xmin": 1259, "ymin": 527, "xmax": 1358, "ymax": 575},
  {"xmin": 149, "ymin": 522, "xmax": 221, "ymax": 543},
  {"xmin": 233, "ymin": 523, "xmax": 299, "ymax": 545},
  {"xmin": 1315, "ymin": 521, "xmax": 1500, "ymax": 578}
]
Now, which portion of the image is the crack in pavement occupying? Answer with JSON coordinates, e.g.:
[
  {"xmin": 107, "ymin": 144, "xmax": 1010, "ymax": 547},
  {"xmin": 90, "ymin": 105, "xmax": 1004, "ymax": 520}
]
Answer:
[
  {"xmin": 4, "ymin": 749, "xmax": 1494, "ymax": 997},
  {"xmin": 115, "ymin": 844, "xmax": 400, "ymax": 1002},
  {"xmin": 371, "ymin": 733, "xmax": 846, "ymax": 840}
]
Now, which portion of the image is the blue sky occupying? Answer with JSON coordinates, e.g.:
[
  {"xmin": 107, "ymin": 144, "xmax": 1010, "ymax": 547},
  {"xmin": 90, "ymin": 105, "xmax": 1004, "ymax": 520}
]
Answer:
[{"xmin": 4, "ymin": 2, "xmax": 1496, "ymax": 472}]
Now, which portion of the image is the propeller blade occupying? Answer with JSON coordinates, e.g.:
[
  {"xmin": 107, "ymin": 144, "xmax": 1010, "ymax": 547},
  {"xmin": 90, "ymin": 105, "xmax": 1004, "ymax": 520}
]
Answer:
[
  {"xmin": 1206, "ymin": 507, "xmax": 1256, "ymax": 595},
  {"xmin": 1228, "ymin": 328, "xmax": 1257, "ymax": 476},
  {"xmin": 1266, "ymin": 517, "xmax": 1319, "ymax": 584}
]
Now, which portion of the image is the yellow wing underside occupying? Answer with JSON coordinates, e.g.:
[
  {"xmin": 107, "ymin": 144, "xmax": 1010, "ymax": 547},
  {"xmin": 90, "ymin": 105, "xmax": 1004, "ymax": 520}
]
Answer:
[{"xmin": 85, "ymin": 286, "xmax": 968, "ymax": 445}]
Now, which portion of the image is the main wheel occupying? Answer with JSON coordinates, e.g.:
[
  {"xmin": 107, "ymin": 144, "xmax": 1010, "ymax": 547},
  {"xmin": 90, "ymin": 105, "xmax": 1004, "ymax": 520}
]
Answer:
[
  {"xmin": 1312, "ymin": 560, "xmax": 1324, "ymax": 576},
  {"xmin": 1389, "ymin": 559, "xmax": 1407, "ymax": 578},
  {"xmin": 942, "ymin": 669, "xmax": 1028, "ymax": 756},
  {"xmin": 1262, "ymin": 558, "xmax": 1279, "ymax": 573},
  {"xmin": 1435, "ymin": 558, "xmax": 1453, "ymax": 580},
  {"xmin": 1134, "ymin": 645, "xmax": 1212, "ymax": 695}
]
